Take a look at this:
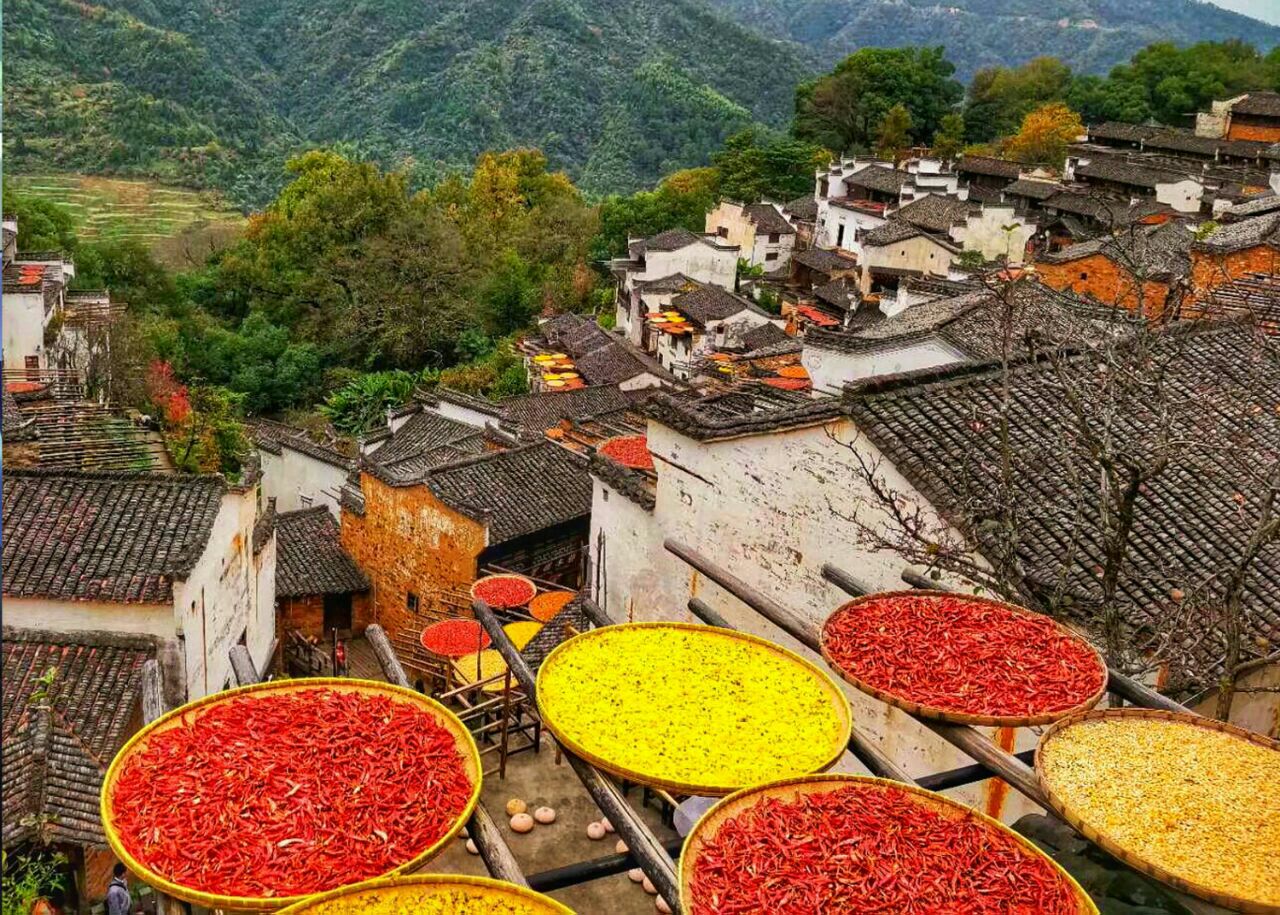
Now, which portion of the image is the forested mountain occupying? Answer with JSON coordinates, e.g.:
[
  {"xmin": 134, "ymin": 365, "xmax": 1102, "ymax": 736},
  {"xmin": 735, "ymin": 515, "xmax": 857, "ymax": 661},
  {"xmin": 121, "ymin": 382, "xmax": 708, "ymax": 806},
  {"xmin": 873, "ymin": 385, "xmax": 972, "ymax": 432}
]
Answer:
[
  {"xmin": 5, "ymin": 0, "xmax": 1278, "ymax": 205},
  {"xmin": 3, "ymin": 0, "xmax": 813, "ymax": 202},
  {"xmin": 708, "ymin": 0, "xmax": 1280, "ymax": 78}
]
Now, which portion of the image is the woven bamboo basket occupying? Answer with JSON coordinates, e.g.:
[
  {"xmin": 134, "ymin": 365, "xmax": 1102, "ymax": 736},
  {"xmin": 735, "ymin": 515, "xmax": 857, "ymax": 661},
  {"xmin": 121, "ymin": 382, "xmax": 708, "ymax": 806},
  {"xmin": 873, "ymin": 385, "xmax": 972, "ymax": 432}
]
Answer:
[
  {"xmin": 100, "ymin": 679, "xmax": 483, "ymax": 912},
  {"xmin": 469, "ymin": 573, "xmax": 537, "ymax": 608},
  {"xmin": 1036, "ymin": 708, "xmax": 1280, "ymax": 914},
  {"xmin": 536, "ymin": 621, "xmax": 852, "ymax": 796},
  {"xmin": 820, "ymin": 589, "xmax": 1108, "ymax": 727},
  {"xmin": 679, "ymin": 773, "xmax": 1099, "ymax": 914},
  {"xmin": 274, "ymin": 874, "xmax": 573, "ymax": 914}
]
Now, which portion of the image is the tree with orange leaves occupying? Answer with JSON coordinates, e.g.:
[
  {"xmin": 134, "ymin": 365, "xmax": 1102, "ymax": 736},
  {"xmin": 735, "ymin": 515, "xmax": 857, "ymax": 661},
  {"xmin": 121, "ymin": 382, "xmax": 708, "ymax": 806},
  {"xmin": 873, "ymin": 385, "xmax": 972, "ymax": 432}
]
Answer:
[{"xmin": 1002, "ymin": 102, "xmax": 1084, "ymax": 170}]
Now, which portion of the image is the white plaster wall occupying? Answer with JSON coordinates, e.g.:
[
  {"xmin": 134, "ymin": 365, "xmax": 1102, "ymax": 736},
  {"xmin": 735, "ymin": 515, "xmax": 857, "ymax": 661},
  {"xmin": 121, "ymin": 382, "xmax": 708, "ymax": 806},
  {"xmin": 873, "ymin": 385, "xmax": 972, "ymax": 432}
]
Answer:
[
  {"xmin": 1155, "ymin": 179, "xmax": 1206, "ymax": 214},
  {"xmin": 803, "ymin": 338, "xmax": 967, "ymax": 393},
  {"xmin": 258, "ymin": 444, "xmax": 348, "ymax": 514},
  {"xmin": 752, "ymin": 232, "xmax": 796, "ymax": 270},
  {"xmin": 428, "ymin": 400, "xmax": 491, "ymax": 428},
  {"xmin": 173, "ymin": 486, "xmax": 274, "ymax": 698},
  {"xmin": 861, "ymin": 236, "xmax": 954, "ymax": 292},
  {"xmin": 1, "ymin": 597, "xmax": 173, "ymax": 637},
  {"xmin": 641, "ymin": 245, "xmax": 737, "ymax": 293},
  {"xmin": 955, "ymin": 207, "xmax": 1036, "ymax": 265},
  {"xmin": 3, "ymin": 291, "xmax": 47, "ymax": 370},
  {"xmin": 589, "ymin": 418, "xmax": 1043, "ymax": 820},
  {"xmin": 619, "ymin": 372, "xmax": 664, "ymax": 392},
  {"xmin": 817, "ymin": 203, "xmax": 885, "ymax": 253}
]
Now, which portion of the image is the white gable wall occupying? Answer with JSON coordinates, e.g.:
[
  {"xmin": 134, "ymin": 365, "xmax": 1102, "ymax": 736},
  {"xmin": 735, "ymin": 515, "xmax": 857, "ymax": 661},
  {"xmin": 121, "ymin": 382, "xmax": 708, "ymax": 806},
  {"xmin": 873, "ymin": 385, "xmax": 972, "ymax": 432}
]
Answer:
[
  {"xmin": 3, "ymin": 290, "xmax": 47, "ymax": 370},
  {"xmin": 803, "ymin": 337, "xmax": 968, "ymax": 394},
  {"xmin": 258, "ymin": 443, "xmax": 349, "ymax": 514}
]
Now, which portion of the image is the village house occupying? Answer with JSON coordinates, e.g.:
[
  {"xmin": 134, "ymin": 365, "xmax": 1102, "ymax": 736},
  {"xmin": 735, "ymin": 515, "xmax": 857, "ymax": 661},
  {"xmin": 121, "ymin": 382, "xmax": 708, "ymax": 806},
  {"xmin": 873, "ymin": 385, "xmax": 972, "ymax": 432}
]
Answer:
[
  {"xmin": 251, "ymin": 418, "xmax": 355, "ymax": 515},
  {"xmin": 1035, "ymin": 219, "xmax": 1196, "ymax": 316},
  {"xmin": 340, "ymin": 440, "xmax": 592, "ymax": 640},
  {"xmin": 780, "ymin": 195, "xmax": 819, "ymax": 245},
  {"xmin": 589, "ymin": 320, "xmax": 1280, "ymax": 823},
  {"xmin": 1087, "ymin": 121, "xmax": 1276, "ymax": 171},
  {"xmin": 3, "ymin": 627, "xmax": 157, "ymax": 909},
  {"xmin": 801, "ymin": 283, "xmax": 1109, "ymax": 392},
  {"xmin": 956, "ymin": 155, "xmax": 1022, "ymax": 202},
  {"xmin": 1, "ymin": 468, "xmax": 277, "ymax": 701},
  {"xmin": 890, "ymin": 194, "xmax": 1036, "ymax": 265},
  {"xmin": 2, "ymin": 244, "xmax": 73, "ymax": 379},
  {"xmin": 705, "ymin": 200, "xmax": 797, "ymax": 269},
  {"xmin": 857, "ymin": 220, "xmax": 962, "ymax": 295},
  {"xmin": 523, "ymin": 312, "xmax": 675, "ymax": 392},
  {"xmin": 1189, "ymin": 210, "xmax": 1280, "ymax": 302},
  {"xmin": 651, "ymin": 285, "xmax": 780, "ymax": 380},
  {"xmin": 1196, "ymin": 90, "xmax": 1280, "ymax": 143},
  {"xmin": 1063, "ymin": 154, "xmax": 1205, "ymax": 214},
  {"xmin": 275, "ymin": 505, "xmax": 371, "ymax": 640},
  {"xmin": 610, "ymin": 228, "xmax": 738, "ymax": 345}
]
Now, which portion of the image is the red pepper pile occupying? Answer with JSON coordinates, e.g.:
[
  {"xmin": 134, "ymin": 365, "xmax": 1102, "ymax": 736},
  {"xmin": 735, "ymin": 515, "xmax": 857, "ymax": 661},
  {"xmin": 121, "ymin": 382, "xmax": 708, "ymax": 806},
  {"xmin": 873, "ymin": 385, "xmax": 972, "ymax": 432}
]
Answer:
[
  {"xmin": 690, "ymin": 784, "xmax": 1081, "ymax": 914},
  {"xmin": 421, "ymin": 619, "xmax": 491, "ymax": 657},
  {"xmin": 110, "ymin": 689, "xmax": 474, "ymax": 899},
  {"xmin": 823, "ymin": 594, "xmax": 1104, "ymax": 718},
  {"xmin": 472, "ymin": 576, "xmax": 535, "ymax": 608},
  {"xmin": 599, "ymin": 435, "xmax": 655, "ymax": 471}
]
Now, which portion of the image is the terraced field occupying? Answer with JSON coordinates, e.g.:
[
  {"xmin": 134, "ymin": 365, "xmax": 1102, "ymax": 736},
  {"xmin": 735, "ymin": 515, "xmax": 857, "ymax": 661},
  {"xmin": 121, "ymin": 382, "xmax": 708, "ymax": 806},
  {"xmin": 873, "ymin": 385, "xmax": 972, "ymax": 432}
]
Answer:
[{"xmin": 8, "ymin": 173, "xmax": 245, "ymax": 266}]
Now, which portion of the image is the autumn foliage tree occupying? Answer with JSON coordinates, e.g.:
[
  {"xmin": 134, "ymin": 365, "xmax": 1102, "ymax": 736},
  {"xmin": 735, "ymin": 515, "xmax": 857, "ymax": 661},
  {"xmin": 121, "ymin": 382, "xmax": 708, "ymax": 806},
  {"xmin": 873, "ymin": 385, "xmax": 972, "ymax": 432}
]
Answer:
[{"xmin": 1002, "ymin": 102, "xmax": 1084, "ymax": 169}]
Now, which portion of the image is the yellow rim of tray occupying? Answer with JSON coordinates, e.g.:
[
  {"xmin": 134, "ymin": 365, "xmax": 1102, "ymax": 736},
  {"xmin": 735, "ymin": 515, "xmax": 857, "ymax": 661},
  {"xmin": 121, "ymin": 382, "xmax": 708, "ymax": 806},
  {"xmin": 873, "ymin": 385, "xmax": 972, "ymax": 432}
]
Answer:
[
  {"xmin": 1036, "ymin": 708, "xmax": 1280, "ymax": 914},
  {"xmin": 100, "ymin": 678, "xmax": 483, "ymax": 911},
  {"xmin": 820, "ymin": 590, "xmax": 1108, "ymax": 727},
  {"xmin": 536, "ymin": 621, "xmax": 853, "ymax": 796},
  {"xmin": 679, "ymin": 773, "xmax": 1099, "ymax": 914},
  {"xmin": 274, "ymin": 873, "xmax": 574, "ymax": 914}
]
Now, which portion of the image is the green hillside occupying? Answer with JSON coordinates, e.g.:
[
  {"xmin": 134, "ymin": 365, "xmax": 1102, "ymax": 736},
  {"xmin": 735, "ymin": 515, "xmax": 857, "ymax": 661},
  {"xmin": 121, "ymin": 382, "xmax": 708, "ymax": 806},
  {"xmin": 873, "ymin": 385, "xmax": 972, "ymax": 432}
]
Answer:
[{"xmin": 3, "ymin": 0, "xmax": 815, "ymax": 202}]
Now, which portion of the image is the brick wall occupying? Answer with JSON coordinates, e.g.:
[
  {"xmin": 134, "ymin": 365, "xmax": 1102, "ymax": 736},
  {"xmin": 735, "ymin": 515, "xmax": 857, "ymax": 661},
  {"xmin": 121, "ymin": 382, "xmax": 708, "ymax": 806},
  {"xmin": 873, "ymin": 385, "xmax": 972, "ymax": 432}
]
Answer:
[
  {"xmin": 1226, "ymin": 121, "xmax": 1280, "ymax": 143},
  {"xmin": 278, "ymin": 591, "xmax": 373, "ymax": 639},
  {"xmin": 1190, "ymin": 245, "xmax": 1280, "ymax": 303},
  {"xmin": 1036, "ymin": 254, "xmax": 1170, "ymax": 316},
  {"xmin": 340, "ymin": 473, "xmax": 486, "ymax": 638}
]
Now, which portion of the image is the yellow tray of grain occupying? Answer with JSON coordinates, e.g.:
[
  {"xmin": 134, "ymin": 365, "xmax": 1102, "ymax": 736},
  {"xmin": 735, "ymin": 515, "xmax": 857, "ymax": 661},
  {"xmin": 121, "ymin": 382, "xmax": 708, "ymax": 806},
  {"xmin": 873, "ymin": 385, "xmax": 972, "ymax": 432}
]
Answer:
[
  {"xmin": 275, "ymin": 874, "xmax": 573, "ymax": 914},
  {"xmin": 1037, "ymin": 709, "xmax": 1280, "ymax": 913},
  {"xmin": 535, "ymin": 622, "xmax": 852, "ymax": 795}
]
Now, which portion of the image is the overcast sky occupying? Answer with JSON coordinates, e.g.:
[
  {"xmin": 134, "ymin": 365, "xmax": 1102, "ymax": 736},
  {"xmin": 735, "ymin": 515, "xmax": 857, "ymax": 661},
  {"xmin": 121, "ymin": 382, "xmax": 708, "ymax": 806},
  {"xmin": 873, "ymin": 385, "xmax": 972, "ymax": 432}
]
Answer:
[{"xmin": 1207, "ymin": 0, "xmax": 1280, "ymax": 26}]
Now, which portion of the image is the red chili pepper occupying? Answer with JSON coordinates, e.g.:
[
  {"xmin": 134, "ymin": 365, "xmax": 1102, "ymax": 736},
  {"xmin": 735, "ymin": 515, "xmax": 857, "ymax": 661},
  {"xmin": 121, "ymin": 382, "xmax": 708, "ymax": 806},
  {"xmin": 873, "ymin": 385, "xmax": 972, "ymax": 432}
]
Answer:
[
  {"xmin": 822, "ymin": 594, "xmax": 1106, "ymax": 718},
  {"xmin": 420, "ymin": 619, "xmax": 492, "ymax": 657},
  {"xmin": 598, "ymin": 435, "xmax": 655, "ymax": 471},
  {"xmin": 110, "ymin": 689, "xmax": 474, "ymax": 899},
  {"xmin": 690, "ymin": 784, "xmax": 1082, "ymax": 915},
  {"xmin": 472, "ymin": 576, "xmax": 536, "ymax": 608}
]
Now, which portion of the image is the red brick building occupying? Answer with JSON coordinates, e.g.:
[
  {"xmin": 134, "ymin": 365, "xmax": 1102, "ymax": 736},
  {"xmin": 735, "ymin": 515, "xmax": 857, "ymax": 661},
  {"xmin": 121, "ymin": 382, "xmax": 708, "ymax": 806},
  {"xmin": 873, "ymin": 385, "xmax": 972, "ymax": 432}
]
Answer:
[{"xmin": 1189, "ymin": 212, "xmax": 1280, "ymax": 311}]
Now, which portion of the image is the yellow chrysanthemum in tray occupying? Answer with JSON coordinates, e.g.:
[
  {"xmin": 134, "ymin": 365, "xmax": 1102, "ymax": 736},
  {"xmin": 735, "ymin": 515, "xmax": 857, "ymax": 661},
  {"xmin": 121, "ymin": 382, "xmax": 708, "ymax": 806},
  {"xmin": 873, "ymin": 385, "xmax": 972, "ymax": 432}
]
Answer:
[
  {"xmin": 275, "ymin": 875, "xmax": 572, "ymax": 915},
  {"xmin": 536, "ymin": 622, "xmax": 852, "ymax": 795},
  {"xmin": 1037, "ymin": 710, "xmax": 1280, "ymax": 912}
]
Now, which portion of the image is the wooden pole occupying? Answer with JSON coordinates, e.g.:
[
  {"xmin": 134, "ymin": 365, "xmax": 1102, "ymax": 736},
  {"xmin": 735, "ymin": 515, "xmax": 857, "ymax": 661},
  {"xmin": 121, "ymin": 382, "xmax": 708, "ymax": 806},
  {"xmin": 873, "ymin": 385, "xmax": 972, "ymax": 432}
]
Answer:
[
  {"xmin": 363, "ymin": 625, "xmax": 530, "ymax": 887},
  {"xmin": 473, "ymin": 600, "xmax": 681, "ymax": 911},
  {"xmin": 229, "ymin": 645, "xmax": 257, "ymax": 687}
]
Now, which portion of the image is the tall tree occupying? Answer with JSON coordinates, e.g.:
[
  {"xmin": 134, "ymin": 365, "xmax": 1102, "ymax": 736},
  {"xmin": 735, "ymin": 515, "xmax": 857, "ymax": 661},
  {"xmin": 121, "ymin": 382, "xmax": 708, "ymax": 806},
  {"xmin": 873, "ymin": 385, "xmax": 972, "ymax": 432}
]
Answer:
[
  {"xmin": 1003, "ymin": 102, "xmax": 1084, "ymax": 168},
  {"xmin": 875, "ymin": 104, "xmax": 913, "ymax": 161},
  {"xmin": 964, "ymin": 57, "xmax": 1074, "ymax": 142},
  {"xmin": 793, "ymin": 47, "xmax": 963, "ymax": 154},
  {"xmin": 712, "ymin": 128, "xmax": 831, "ymax": 204},
  {"xmin": 931, "ymin": 113, "xmax": 967, "ymax": 161}
]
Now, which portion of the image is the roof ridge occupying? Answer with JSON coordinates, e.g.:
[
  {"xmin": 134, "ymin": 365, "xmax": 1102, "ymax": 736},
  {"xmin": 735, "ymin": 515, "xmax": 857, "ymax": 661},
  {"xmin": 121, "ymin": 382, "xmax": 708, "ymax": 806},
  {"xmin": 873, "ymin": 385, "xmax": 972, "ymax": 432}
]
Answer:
[
  {"xmin": 1, "ymin": 626, "xmax": 162, "ymax": 650},
  {"xmin": 277, "ymin": 505, "xmax": 334, "ymax": 520},
  {"xmin": 2, "ymin": 468, "xmax": 223, "ymax": 485}
]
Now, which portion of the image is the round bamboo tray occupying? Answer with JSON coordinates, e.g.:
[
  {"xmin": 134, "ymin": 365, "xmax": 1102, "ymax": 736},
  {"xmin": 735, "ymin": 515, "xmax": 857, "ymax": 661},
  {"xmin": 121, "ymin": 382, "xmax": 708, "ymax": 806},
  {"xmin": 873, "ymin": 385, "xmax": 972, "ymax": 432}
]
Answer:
[
  {"xmin": 100, "ymin": 679, "xmax": 483, "ymax": 912},
  {"xmin": 420, "ymin": 619, "xmax": 491, "ymax": 658},
  {"xmin": 820, "ymin": 589, "xmax": 1108, "ymax": 727},
  {"xmin": 536, "ymin": 622, "xmax": 853, "ymax": 796},
  {"xmin": 504, "ymin": 620, "xmax": 543, "ymax": 650},
  {"xmin": 679, "ymin": 773, "xmax": 1098, "ymax": 915},
  {"xmin": 529, "ymin": 590, "xmax": 576, "ymax": 623},
  {"xmin": 1036, "ymin": 708, "xmax": 1280, "ymax": 914},
  {"xmin": 470, "ymin": 573, "xmax": 537, "ymax": 608},
  {"xmin": 451, "ymin": 649, "xmax": 513, "ymax": 693},
  {"xmin": 274, "ymin": 874, "xmax": 573, "ymax": 914}
]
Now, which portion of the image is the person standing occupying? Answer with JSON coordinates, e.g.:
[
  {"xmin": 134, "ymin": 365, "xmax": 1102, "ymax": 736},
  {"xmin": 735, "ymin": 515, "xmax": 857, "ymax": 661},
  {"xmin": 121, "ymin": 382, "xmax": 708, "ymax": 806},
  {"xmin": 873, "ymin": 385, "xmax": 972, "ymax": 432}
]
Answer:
[{"xmin": 105, "ymin": 863, "xmax": 131, "ymax": 915}]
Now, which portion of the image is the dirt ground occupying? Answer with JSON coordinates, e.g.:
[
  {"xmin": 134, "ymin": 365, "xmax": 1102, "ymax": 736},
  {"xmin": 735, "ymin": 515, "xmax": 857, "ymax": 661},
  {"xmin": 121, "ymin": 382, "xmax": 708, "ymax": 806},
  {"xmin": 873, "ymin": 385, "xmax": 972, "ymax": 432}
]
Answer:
[{"xmin": 429, "ymin": 735, "xmax": 681, "ymax": 914}]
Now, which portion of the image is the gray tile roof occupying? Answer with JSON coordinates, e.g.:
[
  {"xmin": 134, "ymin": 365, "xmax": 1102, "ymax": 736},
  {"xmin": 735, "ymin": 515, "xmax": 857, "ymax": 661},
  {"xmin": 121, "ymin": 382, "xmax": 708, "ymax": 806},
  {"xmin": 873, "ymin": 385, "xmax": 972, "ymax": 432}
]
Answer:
[
  {"xmin": 743, "ymin": 203, "xmax": 795, "ymax": 235},
  {"xmin": 3, "ymin": 389, "xmax": 36, "ymax": 442},
  {"xmin": 783, "ymin": 196, "xmax": 818, "ymax": 222},
  {"xmin": 739, "ymin": 322, "xmax": 791, "ymax": 351},
  {"xmin": 1232, "ymin": 91, "xmax": 1280, "ymax": 118},
  {"xmin": 645, "ymin": 383, "xmax": 843, "ymax": 442},
  {"xmin": 275, "ymin": 507, "xmax": 369, "ymax": 597},
  {"xmin": 813, "ymin": 277, "xmax": 860, "ymax": 312},
  {"xmin": 369, "ymin": 411, "xmax": 481, "ymax": 467},
  {"xmin": 248, "ymin": 418, "xmax": 353, "ymax": 469},
  {"xmin": 500, "ymin": 385, "xmax": 632, "ymax": 431},
  {"xmin": 671, "ymin": 285, "xmax": 759, "ymax": 326},
  {"xmin": 427, "ymin": 442, "xmax": 591, "ymax": 545},
  {"xmin": 635, "ymin": 272, "xmax": 698, "ymax": 293},
  {"xmin": 791, "ymin": 248, "xmax": 858, "ymax": 273},
  {"xmin": 892, "ymin": 195, "xmax": 975, "ymax": 234},
  {"xmin": 847, "ymin": 165, "xmax": 908, "ymax": 195},
  {"xmin": 588, "ymin": 451, "xmax": 656, "ymax": 511},
  {"xmin": 846, "ymin": 320, "xmax": 1280, "ymax": 689},
  {"xmin": 862, "ymin": 220, "xmax": 925, "ymax": 246},
  {"xmin": 3, "ymin": 627, "xmax": 157, "ymax": 847},
  {"xmin": 1221, "ymin": 194, "xmax": 1280, "ymax": 221},
  {"xmin": 957, "ymin": 155, "xmax": 1021, "ymax": 179},
  {"xmin": 3, "ymin": 470, "xmax": 226, "ymax": 603},
  {"xmin": 1041, "ymin": 219, "xmax": 1196, "ymax": 280},
  {"xmin": 1075, "ymin": 156, "xmax": 1195, "ymax": 189},
  {"xmin": 1002, "ymin": 178, "xmax": 1063, "ymax": 200},
  {"xmin": 1194, "ymin": 211, "xmax": 1280, "ymax": 254}
]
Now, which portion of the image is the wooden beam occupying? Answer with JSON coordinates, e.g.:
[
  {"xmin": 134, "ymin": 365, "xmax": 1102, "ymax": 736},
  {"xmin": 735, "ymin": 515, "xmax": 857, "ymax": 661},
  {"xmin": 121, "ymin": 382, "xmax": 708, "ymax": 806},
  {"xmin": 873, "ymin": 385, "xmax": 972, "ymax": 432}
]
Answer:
[
  {"xmin": 820, "ymin": 563, "xmax": 872, "ymax": 598},
  {"xmin": 473, "ymin": 600, "xmax": 681, "ymax": 911},
  {"xmin": 229, "ymin": 645, "xmax": 258, "ymax": 686},
  {"xmin": 363, "ymin": 624, "xmax": 529, "ymax": 887}
]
